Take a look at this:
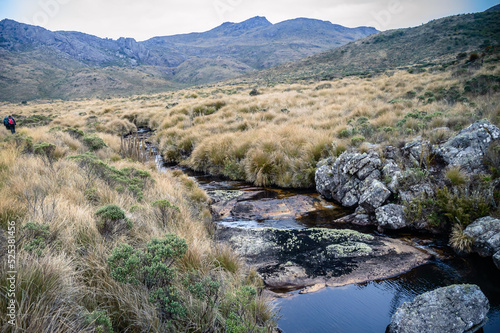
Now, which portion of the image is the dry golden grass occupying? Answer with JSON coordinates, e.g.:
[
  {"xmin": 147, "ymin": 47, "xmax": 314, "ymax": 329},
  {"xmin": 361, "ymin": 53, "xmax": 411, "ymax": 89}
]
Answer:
[
  {"xmin": 0, "ymin": 58, "xmax": 498, "ymax": 330},
  {"xmin": 0, "ymin": 113, "xmax": 274, "ymax": 330},
  {"xmin": 3, "ymin": 61, "xmax": 499, "ymax": 189}
]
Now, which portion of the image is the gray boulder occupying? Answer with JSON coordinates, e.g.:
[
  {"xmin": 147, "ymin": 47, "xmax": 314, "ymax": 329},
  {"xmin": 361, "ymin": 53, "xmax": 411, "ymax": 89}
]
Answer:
[
  {"xmin": 388, "ymin": 284, "xmax": 490, "ymax": 333},
  {"xmin": 315, "ymin": 152, "xmax": 385, "ymax": 208},
  {"xmin": 375, "ymin": 204, "xmax": 408, "ymax": 230},
  {"xmin": 402, "ymin": 136, "xmax": 431, "ymax": 168},
  {"xmin": 433, "ymin": 119, "xmax": 500, "ymax": 174},
  {"xmin": 359, "ymin": 179, "xmax": 391, "ymax": 213},
  {"xmin": 464, "ymin": 216, "xmax": 500, "ymax": 257}
]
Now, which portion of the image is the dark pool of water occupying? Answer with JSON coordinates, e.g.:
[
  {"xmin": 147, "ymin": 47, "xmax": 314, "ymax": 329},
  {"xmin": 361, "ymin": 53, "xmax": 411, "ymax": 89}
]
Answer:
[
  {"xmin": 275, "ymin": 254, "xmax": 500, "ymax": 333},
  {"xmin": 161, "ymin": 164, "xmax": 500, "ymax": 333}
]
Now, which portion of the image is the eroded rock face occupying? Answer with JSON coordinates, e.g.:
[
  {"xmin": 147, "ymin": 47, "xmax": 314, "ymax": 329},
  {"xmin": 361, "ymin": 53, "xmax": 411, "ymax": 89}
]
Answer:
[
  {"xmin": 464, "ymin": 216, "xmax": 500, "ymax": 257},
  {"xmin": 433, "ymin": 119, "xmax": 500, "ymax": 174},
  {"xmin": 359, "ymin": 179, "xmax": 391, "ymax": 213},
  {"xmin": 315, "ymin": 120, "xmax": 500, "ymax": 234},
  {"xmin": 315, "ymin": 152, "xmax": 386, "ymax": 208},
  {"xmin": 216, "ymin": 226, "xmax": 430, "ymax": 290},
  {"xmin": 388, "ymin": 284, "xmax": 490, "ymax": 333}
]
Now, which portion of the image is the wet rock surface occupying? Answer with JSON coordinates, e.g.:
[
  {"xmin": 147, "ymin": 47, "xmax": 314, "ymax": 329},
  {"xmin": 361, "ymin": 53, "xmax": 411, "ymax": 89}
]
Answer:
[
  {"xmin": 388, "ymin": 284, "xmax": 490, "ymax": 333},
  {"xmin": 216, "ymin": 226, "xmax": 430, "ymax": 290},
  {"xmin": 208, "ymin": 188, "xmax": 334, "ymax": 222}
]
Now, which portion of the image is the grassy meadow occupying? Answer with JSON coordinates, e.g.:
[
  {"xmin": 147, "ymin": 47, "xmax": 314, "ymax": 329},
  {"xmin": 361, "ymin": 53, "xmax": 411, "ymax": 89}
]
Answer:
[
  {"xmin": 7, "ymin": 51, "xmax": 497, "ymax": 189},
  {"xmin": 0, "ymin": 50, "xmax": 499, "ymax": 331}
]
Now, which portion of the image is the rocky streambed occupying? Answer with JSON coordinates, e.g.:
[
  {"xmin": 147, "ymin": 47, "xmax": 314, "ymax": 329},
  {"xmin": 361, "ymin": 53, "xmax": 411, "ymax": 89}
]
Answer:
[{"xmin": 159, "ymin": 119, "xmax": 500, "ymax": 332}]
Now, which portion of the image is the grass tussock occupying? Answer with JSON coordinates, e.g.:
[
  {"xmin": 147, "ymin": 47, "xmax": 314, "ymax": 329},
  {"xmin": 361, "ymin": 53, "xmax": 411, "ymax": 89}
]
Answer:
[{"xmin": 0, "ymin": 121, "xmax": 277, "ymax": 332}]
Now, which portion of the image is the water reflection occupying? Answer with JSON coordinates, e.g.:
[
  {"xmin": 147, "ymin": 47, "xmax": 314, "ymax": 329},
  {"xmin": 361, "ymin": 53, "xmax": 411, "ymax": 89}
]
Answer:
[{"xmin": 276, "ymin": 256, "xmax": 500, "ymax": 333}]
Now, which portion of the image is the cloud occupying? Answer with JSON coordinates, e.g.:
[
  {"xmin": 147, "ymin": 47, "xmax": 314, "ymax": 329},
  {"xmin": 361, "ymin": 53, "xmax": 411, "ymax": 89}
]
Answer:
[{"xmin": 3, "ymin": 0, "xmax": 499, "ymax": 40}]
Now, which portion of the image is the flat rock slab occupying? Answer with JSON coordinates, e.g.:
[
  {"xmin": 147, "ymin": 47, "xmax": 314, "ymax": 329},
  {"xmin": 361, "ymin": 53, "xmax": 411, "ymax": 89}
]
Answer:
[
  {"xmin": 210, "ymin": 191, "xmax": 322, "ymax": 220},
  {"xmin": 216, "ymin": 227, "xmax": 430, "ymax": 291}
]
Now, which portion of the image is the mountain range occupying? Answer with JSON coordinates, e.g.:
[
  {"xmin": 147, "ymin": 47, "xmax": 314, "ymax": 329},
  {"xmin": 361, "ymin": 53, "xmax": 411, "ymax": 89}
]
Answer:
[{"xmin": 0, "ymin": 17, "xmax": 377, "ymax": 101}]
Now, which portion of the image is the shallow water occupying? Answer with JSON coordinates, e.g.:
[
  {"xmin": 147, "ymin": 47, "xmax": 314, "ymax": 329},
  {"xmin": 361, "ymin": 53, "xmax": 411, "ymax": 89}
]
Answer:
[
  {"xmin": 276, "ymin": 253, "xmax": 500, "ymax": 332},
  {"xmin": 162, "ymin": 165, "xmax": 500, "ymax": 333}
]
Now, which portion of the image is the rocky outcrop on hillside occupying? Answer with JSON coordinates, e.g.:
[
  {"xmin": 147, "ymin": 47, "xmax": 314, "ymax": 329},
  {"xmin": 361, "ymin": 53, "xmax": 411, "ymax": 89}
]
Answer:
[
  {"xmin": 388, "ymin": 284, "xmax": 490, "ymax": 333},
  {"xmin": 316, "ymin": 120, "xmax": 500, "ymax": 233},
  {"xmin": 433, "ymin": 119, "xmax": 500, "ymax": 174}
]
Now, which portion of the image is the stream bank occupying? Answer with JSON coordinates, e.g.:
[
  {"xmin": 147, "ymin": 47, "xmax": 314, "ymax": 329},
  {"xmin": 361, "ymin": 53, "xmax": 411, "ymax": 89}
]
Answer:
[{"xmin": 157, "ymin": 163, "xmax": 500, "ymax": 332}]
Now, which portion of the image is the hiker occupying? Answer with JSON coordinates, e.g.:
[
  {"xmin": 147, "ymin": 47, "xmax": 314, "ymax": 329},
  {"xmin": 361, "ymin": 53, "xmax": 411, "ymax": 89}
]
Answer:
[
  {"xmin": 6, "ymin": 115, "xmax": 16, "ymax": 134},
  {"xmin": 3, "ymin": 115, "xmax": 10, "ymax": 132}
]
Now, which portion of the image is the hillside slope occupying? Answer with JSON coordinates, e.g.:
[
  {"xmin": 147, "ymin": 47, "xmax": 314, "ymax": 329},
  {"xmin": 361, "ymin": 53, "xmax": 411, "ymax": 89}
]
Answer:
[
  {"xmin": 245, "ymin": 9, "xmax": 500, "ymax": 84},
  {"xmin": 0, "ymin": 17, "xmax": 376, "ymax": 101}
]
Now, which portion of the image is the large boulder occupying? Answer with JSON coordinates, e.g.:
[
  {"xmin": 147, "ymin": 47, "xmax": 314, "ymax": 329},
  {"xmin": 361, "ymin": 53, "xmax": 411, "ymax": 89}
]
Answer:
[
  {"xmin": 464, "ymin": 216, "xmax": 500, "ymax": 257},
  {"xmin": 315, "ymin": 152, "xmax": 385, "ymax": 208},
  {"xmin": 359, "ymin": 179, "xmax": 391, "ymax": 212},
  {"xmin": 388, "ymin": 284, "xmax": 490, "ymax": 333},
  {"xmin": 433, "ymin": 119, "xmax": 500, "ymax": 174},
  {"xmin": 375, "ymin": 204, "xmax": 408, "ymax": 230}
]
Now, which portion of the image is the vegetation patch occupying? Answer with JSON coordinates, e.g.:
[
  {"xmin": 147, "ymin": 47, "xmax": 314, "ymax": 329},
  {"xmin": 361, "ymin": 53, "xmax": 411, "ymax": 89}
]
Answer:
[
  {"xmin": 82, "ymin": 134, "xmax": 107, "ymax": 151},
  {"xmin": 16, "ymin": 114, "xmax": 55, "ymax": 127},
  {"xmin": 68, "ymin": 153, "xmax": 152, "ymax": 200}
]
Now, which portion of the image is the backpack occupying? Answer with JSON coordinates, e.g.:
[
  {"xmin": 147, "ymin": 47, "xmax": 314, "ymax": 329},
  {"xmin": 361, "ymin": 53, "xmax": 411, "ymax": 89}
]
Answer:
[
  {"xmin": 3, "ymin": 117, "xmax": 7, "ymax": 126},
  {"xmin": 8, "ymin": 118, "xmax": 14, "ymax": 125}
]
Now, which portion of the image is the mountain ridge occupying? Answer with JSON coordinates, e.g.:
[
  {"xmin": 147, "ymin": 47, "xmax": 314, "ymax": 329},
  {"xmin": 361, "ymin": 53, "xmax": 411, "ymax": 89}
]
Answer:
[
  {"xmin": 242, "ymin": 9, "xmax": 500, "ymax": 84},
  {"xmin": 0, "ymin": 16, "xmax": 378, "ymax": 101}
]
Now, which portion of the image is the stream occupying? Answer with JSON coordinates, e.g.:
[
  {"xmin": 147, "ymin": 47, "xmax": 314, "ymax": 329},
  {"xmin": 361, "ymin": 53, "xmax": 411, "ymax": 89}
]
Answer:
[{"xmin": 158, "ymin": 162, "xmax": 500, "ymax": 333}]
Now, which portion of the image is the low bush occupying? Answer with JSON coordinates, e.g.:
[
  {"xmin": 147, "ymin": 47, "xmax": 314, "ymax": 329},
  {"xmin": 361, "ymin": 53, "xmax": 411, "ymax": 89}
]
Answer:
[
  {"xmin": 83, "ymin": 134, "xmax": 107, "ymax": 151},
  {"xmin": 95, "ymin": 205, "xmax": 131, "ymax": 236}
]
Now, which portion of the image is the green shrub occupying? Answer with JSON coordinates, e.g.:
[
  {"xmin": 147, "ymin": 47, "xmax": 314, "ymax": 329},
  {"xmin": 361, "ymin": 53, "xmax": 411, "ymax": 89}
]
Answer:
[
  {"xmin": 85, "ymin": 310, "xmax": 113, "ymax": 333},
  {"xmin": 351, "ymin": 135, "xmax": 365, "ymax": 146},
  {"xmin": 143, "ymin": 236, "xmax": 188, "ymax": 288},
  {"xmin": 22, "ymin": 222, "xmax": 51, "ymax": 256},
  {"xmin": 338, "ymin": 128, "xmax": 351, "ymax": 138},
  {"xmin": 16, "ymin": 114, "xmax": 54, "ymax": 128},
  {"xmin": 33, "ymin": 142, "xmax": 56, "ymax": 158},
  {"xmin": 68, "ymin": 153, "xmax": 152, "ymax": 200},
  {"xmin": 64, "ymin": 127, "xmax": 85, "ymax": 139},
  {"xmin": 96, "ymin": 205, "xmax": 125, "ymax": 222},
  {"xmin": 95, "ymin": 205, "xmax": 131, "ymax": 235},
  {"xmin": 108, "ymin": 235, "xmax": 188, "ymax": 323},
  {"xmin": 149, "ymin": 286, "xmax": 186, "ymax": 321},
  {"xmin": 107, "ymin": 243, "xmax": 143, "ymax": 285},
  {"xmin": 83, "ymin": 134, "xmax": 107, "ymax": 151},
  {"xmin": 435, "ymin": 186, "xmax": 490, "ymax": 227}
]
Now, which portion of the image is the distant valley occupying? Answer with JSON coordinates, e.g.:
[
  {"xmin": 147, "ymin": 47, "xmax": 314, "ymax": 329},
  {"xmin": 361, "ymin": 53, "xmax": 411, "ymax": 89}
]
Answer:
[{"xmin": 0, "ymin": 16, "xmax": 377, "ymax": 101}]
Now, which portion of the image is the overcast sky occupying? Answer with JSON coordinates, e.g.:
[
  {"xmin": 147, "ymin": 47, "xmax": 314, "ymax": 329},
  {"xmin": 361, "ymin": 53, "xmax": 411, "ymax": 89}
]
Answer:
[{"xmin": 0, "ymin": 0, "xmax": 498, "ymax": 41}]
